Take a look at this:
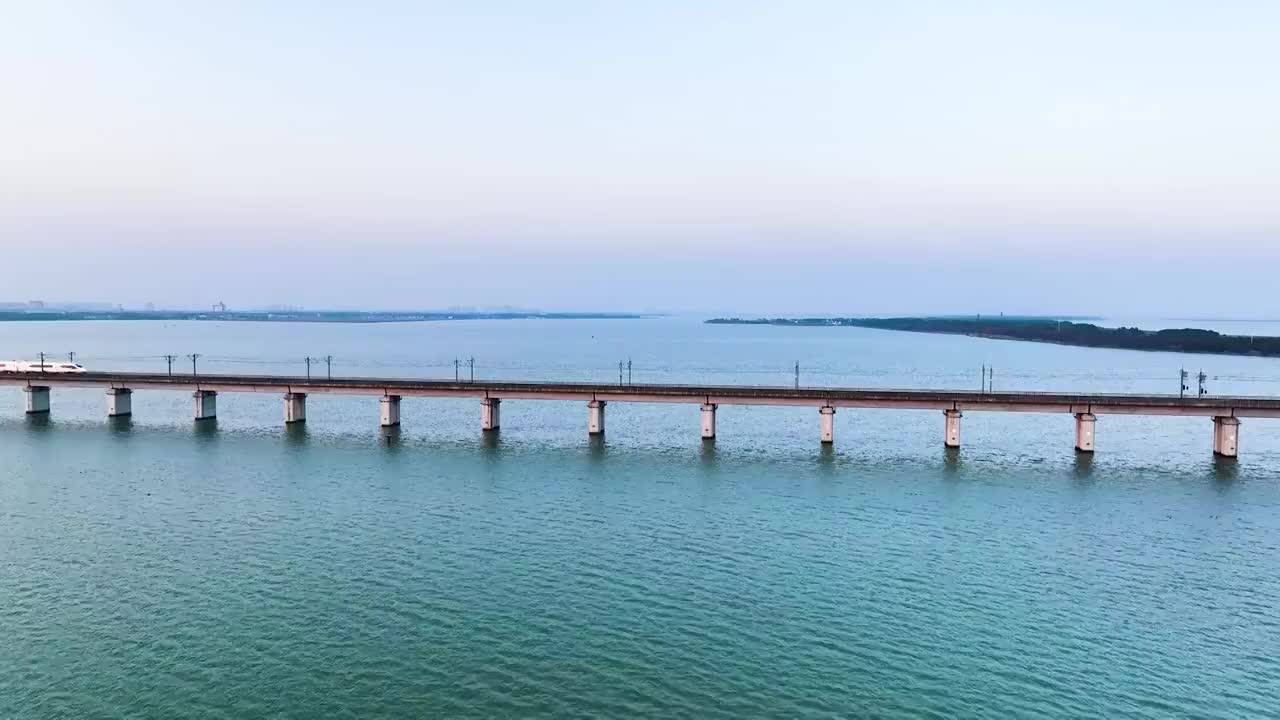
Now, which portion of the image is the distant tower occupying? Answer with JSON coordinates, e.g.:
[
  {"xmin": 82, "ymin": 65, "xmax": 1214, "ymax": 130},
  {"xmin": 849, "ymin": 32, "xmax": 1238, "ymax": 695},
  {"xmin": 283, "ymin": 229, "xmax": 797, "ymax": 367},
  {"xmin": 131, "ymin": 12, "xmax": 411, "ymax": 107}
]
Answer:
[{"xmin": 213, "ymin": 301, "xmax": 227, "ymax": 312}]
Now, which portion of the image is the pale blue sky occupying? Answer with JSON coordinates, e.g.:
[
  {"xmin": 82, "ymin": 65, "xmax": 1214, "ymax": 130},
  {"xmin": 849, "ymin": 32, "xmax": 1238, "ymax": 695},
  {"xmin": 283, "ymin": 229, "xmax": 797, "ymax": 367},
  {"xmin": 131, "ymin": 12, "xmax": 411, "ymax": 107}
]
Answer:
[{"xmin": 1, "ymin": 1, "xmax": 1277, "ymax": 314}]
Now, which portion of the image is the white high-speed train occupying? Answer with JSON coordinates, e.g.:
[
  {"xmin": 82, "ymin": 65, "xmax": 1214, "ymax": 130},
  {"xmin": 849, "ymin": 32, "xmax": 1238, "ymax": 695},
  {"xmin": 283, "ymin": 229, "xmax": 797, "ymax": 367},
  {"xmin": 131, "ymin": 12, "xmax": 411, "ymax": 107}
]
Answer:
[{"xmin": 0, "ymin": 360, "xmax": 87, "ymax": 373}]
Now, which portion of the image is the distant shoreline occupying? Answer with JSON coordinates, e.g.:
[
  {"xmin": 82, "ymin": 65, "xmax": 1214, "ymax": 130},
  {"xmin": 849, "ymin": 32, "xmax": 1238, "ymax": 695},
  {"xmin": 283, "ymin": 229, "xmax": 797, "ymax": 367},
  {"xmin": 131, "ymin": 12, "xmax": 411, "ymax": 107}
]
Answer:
[
  {"xmin": 707, "ymin": 316, "xmax": 1280, "ymax": 358},
  {"xmin": 0, "ymin": 310, "xmax": 649, "ymax": 324}
]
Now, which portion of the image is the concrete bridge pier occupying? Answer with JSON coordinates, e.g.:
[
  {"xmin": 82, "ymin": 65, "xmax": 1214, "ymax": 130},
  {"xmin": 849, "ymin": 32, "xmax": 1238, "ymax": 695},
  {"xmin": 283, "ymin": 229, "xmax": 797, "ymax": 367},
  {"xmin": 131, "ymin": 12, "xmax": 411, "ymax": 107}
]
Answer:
[
  {"xmin": 107, "ymin": 388, "xmax": 132, "ymax": 417},
  {"xmin": 193, "ymin": 391, "xmax": 216, "ymax": 420},
  {"xmin": 24, "ymin": 386, "xmax": 50, "ymax": 414},
  {"xmin": 284, "ymin": 393, "xmax": 307, "ymax": 424},
  {"xmin": 481, "ymin": 398, "xmax": 500, "ymax": 431},
  {"xmin": 944, "ymin": 409, "xmax": 962, "ymax": 448},
  {"xmin": 380, "ymin": 395, "xmax": 401, "ymax": 427},
  {"xmin": 701, "ymin": 403, "xmax": 717, "ymax": 439},
  {"xmin": 819, "ymin": 406, "xmax": 835, "ymax": 444},
  {"xmin": 1075, "ymin": 413, "xmax": 1096, "ymax": 453},
  {"xmin": 1213, "ymin": 416, "xmax": 1239, "ymax": 457},
  {"xmin": 588, "ymin": 400, "xmax": 606, "ymax": 436}
]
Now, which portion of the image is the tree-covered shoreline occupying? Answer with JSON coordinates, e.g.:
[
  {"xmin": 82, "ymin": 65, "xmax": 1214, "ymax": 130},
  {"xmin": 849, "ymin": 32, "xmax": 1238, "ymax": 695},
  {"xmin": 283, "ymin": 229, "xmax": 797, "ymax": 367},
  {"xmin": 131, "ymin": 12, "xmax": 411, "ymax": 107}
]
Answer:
[{"xmin": 707, "ymin": 317, "xmax": 1280, "ymax": 358}]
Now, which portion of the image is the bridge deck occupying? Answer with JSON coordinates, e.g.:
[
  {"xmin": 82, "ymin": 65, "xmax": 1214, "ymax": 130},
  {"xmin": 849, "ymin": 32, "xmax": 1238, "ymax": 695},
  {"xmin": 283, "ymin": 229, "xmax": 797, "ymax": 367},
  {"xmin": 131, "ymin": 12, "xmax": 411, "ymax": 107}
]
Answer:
[{"xmin": 3, "ymin": 371, "xmax": 1279, "ymax": 417}]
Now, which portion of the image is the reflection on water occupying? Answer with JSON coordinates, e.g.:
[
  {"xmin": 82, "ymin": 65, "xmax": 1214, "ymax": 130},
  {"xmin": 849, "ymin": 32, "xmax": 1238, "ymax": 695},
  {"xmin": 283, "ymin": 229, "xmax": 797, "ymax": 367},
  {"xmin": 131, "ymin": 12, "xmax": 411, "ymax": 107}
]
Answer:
[
  {"xmin": 698, "ymin": 436, "xmax": 717, "ymax": 465},
  {"xmin": 586, "ymin": 433, "xmax": 607, "ymax": 462},
  {"xmin": 379, "ymin": 425, "xmax": 402, "ymax": 448},
  {"xmin": 943, "ymin": 446, "xmax": 963, "ymax": 476},
  {"xmin": 816, "ymin": 442, "xmax": 837, "ymax": 467},
  {"xmin": 284, "ymin": 422, "xmax": 309, "ymax": 445},
  {"xmin": 1072, "ymin": 450, "xmax": 1095, "ymax": 481},
  {"xmin": 1211, "ymin": 454, "xmax": 1240, "ymax": 484}
]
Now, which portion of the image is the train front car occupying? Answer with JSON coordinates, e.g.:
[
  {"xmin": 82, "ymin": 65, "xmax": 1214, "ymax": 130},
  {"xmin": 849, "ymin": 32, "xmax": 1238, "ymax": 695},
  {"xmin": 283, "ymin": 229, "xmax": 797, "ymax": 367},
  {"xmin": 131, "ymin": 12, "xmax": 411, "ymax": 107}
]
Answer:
[{"xmin": 10, "ymin": 361, "xmax": 87, "ymax": 374}]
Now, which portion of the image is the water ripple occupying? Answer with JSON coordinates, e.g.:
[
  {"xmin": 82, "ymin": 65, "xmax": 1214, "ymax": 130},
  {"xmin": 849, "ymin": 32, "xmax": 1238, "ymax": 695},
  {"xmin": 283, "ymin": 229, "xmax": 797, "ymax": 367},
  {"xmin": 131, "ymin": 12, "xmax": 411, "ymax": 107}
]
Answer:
[{"xmin": 1, "ymin": 424, "xmax": 1278, "ymax": 718}]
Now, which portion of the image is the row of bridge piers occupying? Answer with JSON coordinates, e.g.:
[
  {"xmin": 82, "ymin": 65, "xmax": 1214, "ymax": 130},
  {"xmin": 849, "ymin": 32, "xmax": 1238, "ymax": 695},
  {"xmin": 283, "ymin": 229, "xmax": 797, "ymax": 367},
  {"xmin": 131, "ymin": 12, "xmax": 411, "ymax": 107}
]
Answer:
[{"xmin": 19, "ymin": 385, "xmax": 1243, "ymax": 457}]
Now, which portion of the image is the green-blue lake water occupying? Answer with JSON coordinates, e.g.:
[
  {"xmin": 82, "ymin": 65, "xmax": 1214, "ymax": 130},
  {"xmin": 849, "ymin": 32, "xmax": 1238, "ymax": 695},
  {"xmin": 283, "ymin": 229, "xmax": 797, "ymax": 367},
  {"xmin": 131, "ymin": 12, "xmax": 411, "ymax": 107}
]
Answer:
[{"xmin": 2, "ymin": 318, "xmax": 1279, "ymax": 718}]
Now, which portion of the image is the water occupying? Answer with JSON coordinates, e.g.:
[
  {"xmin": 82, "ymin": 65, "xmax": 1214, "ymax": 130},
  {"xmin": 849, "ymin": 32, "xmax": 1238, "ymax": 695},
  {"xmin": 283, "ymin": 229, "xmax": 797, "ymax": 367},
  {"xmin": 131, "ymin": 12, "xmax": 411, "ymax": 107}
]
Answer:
[{"xmin": 2, "ymin": 319, "xmax": 1279, "ymax": 718}]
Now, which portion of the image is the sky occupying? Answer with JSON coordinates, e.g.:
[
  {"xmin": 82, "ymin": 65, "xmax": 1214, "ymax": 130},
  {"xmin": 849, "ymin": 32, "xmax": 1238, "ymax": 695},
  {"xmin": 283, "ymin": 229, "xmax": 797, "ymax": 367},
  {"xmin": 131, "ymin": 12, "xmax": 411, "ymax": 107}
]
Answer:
[{"xmin": 1, "ymin": 1, "xmax": 1277, "ymax": 316}]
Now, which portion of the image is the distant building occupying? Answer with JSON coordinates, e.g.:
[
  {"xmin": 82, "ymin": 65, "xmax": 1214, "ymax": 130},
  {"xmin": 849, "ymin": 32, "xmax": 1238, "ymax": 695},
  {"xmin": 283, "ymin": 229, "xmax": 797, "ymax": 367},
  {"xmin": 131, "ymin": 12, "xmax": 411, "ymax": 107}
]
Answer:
[{"xmin": 28, "ymin": 300, "xmax": 45, "ymax": 309}]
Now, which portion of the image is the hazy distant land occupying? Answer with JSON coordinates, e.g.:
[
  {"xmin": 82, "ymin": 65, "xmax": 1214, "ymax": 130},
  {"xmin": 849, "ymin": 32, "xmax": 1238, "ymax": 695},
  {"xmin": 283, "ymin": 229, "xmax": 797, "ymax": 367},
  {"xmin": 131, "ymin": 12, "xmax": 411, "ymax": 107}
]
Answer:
[
  {"xmin": 707, "ymin": 316, "xmax": 1280, "ymax": 358},
  {"xmin": 0, "ymin": 310, "xmax": 647, "ymax": 324}
]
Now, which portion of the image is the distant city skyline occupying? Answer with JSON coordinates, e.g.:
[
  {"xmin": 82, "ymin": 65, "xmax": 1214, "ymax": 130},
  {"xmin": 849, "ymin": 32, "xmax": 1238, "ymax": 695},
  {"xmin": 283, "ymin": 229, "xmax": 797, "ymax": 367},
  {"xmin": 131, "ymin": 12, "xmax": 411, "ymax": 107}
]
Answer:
[{"xmin": 2, "ymin": 2, "xmax": 1277, "ymax": 316}]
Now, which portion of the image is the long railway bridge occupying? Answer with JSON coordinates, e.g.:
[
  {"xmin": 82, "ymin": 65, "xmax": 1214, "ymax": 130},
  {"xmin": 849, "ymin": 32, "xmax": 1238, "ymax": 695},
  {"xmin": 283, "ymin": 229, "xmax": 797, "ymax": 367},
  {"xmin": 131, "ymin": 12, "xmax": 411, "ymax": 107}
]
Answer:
[{"xmin": 4, "ymin": 371, "xmax": 1277, "ymax": 457}]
